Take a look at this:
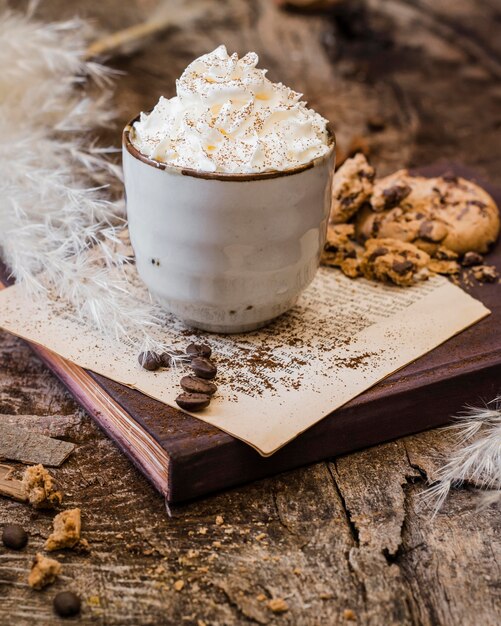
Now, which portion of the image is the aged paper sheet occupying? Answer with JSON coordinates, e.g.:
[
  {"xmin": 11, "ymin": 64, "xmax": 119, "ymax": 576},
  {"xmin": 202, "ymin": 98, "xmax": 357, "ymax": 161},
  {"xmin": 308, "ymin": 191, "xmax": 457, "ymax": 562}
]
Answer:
[{"xmin": 0, "ymin": 268, "xmax": 489, "ymax": 455}]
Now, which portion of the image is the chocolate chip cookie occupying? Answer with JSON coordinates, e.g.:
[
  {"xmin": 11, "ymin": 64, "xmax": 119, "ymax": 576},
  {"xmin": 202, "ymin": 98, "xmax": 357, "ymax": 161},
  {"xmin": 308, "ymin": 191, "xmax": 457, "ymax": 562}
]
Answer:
[
  {"xmin": 356, "ymin": 171, "xmax": 500, "ymax": 255},
  {"xmin": 360, "ymin": 238, "xmax": 430, "ymax": 286},
  {"xmin": 330, "ymin": 153, "xmax": 375, "ymax": 223}
]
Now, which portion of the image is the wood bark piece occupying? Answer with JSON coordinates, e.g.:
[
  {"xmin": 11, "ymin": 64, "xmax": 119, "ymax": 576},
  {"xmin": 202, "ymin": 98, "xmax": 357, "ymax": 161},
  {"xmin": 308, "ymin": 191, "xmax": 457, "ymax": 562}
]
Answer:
[
  {"xmin": 0, "ymin": 423, "xmax": 75, "ymax": 467},
  {"xmin": 0, "ymin": 465, "xmax": 27, "ymax": 502}
]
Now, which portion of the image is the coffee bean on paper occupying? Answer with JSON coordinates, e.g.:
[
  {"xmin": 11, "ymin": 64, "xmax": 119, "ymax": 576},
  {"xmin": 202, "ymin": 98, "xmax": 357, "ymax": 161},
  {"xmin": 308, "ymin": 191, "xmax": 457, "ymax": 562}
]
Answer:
[
  {"xmin": 186, "ymin": 342, "xmax": 212, "ymax": 359},
  {"xmin": 180, "ymin": 375, "xmax": 217, "ymax": 396},
  {"xmin": 160, "ymin": 349, "xmax": 185, "ymax": 367},
  {"xmin": 53, "ymin": 591, "xmax": 81, "ymax": 618},
  {"xmin": 2, "ymin": 524, "xmax": 28, "ymax": 550},
  {"xmin": 191, "ymin": 357, "xmax": 217, "ymax": 380},
  {"xmin": 138, "ymin": 351, "xmax": 161, "ymax": 371},
  {"xmin": 176, "ymin": 392, "xmax": 211, "ymax": 412}
]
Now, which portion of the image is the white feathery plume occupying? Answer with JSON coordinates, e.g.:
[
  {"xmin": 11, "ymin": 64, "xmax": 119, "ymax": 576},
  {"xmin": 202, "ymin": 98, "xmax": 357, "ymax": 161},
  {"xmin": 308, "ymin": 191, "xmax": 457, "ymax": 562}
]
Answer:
[
  {"xmin": 421, "ymin": 396, "xmax": 501, "ymax": 515},
  {"xmin": 0, "ymin": 6, "xmax": 170, "ymax": 354}
]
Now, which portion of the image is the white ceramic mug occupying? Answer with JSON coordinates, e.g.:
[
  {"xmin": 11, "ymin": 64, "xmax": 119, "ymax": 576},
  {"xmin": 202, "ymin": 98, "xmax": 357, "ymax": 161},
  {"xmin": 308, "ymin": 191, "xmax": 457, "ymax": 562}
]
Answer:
[{"xmin": 123, "ymin": 118, "xmax": 335, "ymax": 333}]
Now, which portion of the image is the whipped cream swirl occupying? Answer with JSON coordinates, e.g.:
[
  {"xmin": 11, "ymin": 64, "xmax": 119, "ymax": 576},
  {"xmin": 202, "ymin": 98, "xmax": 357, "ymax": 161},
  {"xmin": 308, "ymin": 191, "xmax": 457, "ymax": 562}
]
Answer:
[{"xmin": 131, "ymin": 45, "xmax": 330, "ymax": 174}]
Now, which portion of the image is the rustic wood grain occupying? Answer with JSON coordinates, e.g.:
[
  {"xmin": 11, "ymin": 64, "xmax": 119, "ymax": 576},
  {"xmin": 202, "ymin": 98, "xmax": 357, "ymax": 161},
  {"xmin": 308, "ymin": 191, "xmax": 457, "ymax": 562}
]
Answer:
[{"xmin": 2, "ymin": 0, "xmax": 500, "ymax": 624}]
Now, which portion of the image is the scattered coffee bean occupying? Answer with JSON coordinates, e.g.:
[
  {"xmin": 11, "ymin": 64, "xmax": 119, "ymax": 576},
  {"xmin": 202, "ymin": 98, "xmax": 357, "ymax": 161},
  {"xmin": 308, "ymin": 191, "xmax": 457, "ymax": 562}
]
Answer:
[
  {"xmin": 186, "ymin": 342, "xmax": 212, "ymax": 358},
  {"xmin": 2, "ymin": 524, "xmax": 28, "ymax": 550},
  {"xmin": 138, "ymin": 351, "xmax": 161, "ymax": 371},
  {"xmin": 53, "ymin": 591, "xmax": 81, "ymax": 618},
  {"xmin": 159, "ymin": 349, "xmax": 183, "ymax": 367},
  {"xmin": 180, "ymin": 375, "xmax": 217, "ymax": 396},
  {"xmin": 462, "ymin": 251, "xmax": 484, "ymax": 267},
  {"xmin": 191, "ymin": 357, "xmax": 217, "ymax": 380},
  {"xmin": 176, "ymin": 392, "xmax": 211, "ymax": 412},
  {"xmin": 159, "ymin": 352, "xmax": 173, "ymax": 367}
]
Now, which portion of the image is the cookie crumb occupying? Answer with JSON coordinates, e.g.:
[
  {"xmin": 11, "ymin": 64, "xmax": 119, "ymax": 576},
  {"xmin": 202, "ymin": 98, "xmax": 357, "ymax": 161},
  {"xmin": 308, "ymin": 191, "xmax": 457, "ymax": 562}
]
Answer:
[
  {"xmin": 45, "ymin": 508, "xmax": 81, "ymax": 551},
  {"xmin": 267, "ymin": 598, "xmax": 288, "ymax": 613},
  {"xmin": 428, "ymin": 259, "xmax": 460, "ymax": 275},
  {"xmin": 215, "ymin": 515, "xmax": 224, "ymax": 525},
  {"xmin": 22, "ymin": 464, "xmax": 62, "ymax": 509},
  {"xmin": 257, "ymin": 593, "xmax": 267, "ymax": 602},
  {"xmin": 472, "ymin": 264, "xmax": 499, "ymax": 283},
  {"xmin": 173, "ymin": 579, "xmax": 185, "ymax": 591},
  {"xmin": 28, "ymin": 553, "xmax": 62, "ymax": 589},
  {"xmin": 343, "ymin": 608, "xmax": 357, "ymax": 620}
]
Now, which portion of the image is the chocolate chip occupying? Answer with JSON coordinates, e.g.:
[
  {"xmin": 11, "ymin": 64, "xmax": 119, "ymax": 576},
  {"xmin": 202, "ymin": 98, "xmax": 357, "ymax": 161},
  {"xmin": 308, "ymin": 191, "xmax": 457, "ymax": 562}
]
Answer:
[
  {"xmin": 344, "ymin": 249, "xmax": 357, "ymax": 259},
  {"xmin": 368, "ymin": 247, "xmax": 388, "ymax": 262},
  {"xmin": 53, "ymin": 591, "xmax": 81, "ymax": 618},
  {"xmin": 418, "ymin": 220, "xmax": 447, "ymax": 242},
  {"xmin": 180, "ymin": 375, "xmax": 217, "ymax": 396},
  {"xmin": 176, "ymin": 392, "xmax": 211, "ymax": 412},
  {"xmin": 392, "ymin": 260, "xmax": 415, "ymax": 275},
  {"xmin": 370, "ymin": 219, "xmax": 381, "ymax": 237},
  {"xmin": 186, "ymin": 342, "xmax": 212, "ymax": 359},
  {"xmin": 441, "ymin": 172, "xmax": 458, "ymax": 183},
  {"xmin": 462, "ymin": 251, "xmax": 484, "ymax": 267},
  {"xmin": 2, "ymin": 524, "xmax": 28, "ymax": 550},
  {"xmin": 382, "ymin": 184, "xmax": 411, "ymax": 209},
  {"xmin": 191, "ymin": 357, "xmax": 217, "ymax": 380},
  {"xmin": 138, "ymin": 351, "xmax": 161, "ymax": 371}
]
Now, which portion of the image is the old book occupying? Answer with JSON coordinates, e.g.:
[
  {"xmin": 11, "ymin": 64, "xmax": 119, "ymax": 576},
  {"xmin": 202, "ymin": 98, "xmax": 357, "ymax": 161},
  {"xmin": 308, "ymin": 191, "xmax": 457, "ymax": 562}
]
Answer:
[{"xmin": 1, "ymin": 164, "xmax": 500, "ymax": 501}]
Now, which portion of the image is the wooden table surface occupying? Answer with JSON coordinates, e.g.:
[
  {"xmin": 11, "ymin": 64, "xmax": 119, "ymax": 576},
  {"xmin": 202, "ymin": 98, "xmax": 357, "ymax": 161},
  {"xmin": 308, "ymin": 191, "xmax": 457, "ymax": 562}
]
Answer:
[{"xmin": 1, "ymin": 1, "xmax": 500, "ymax": 624}]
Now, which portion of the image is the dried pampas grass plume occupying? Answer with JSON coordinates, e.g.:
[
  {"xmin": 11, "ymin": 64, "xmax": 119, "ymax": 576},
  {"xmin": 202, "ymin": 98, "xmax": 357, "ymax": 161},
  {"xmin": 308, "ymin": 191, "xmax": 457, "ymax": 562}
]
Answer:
[
  {"xmin": 422, "ymin": 396, "xmax": 501, "ymax": 515},
  {"xmin": 0, "ymin": 5, "xmax": 167, "ymax": 352}
]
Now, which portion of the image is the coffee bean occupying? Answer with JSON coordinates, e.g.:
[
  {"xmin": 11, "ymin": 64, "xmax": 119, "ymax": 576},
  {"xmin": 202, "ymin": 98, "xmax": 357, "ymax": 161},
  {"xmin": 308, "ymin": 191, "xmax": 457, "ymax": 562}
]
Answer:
[
  {"xmin": 2, "ymin": 524, "xmax": 28, "ymax": 550},
  {"xmin": 53, "ymin": 591, "xmax": 81, "ymax": 618},
  {"xmin": 180, "ymin": 375, "xmax": 217, "ymax": 396},
  {"xmin": 392, "ymin": 260, "xmax": 414, "ymax": 275},
  {"xmin": 159, "ymin": 349, "xmax": 183, "ymax": 367},
  {"xmin": 191, "ymin": 357, "xmax": 217, "ymax": 380},
  {"xmin": 186, "ymin": 342, "xmax": 212, "ymax": 358},
  {"xmin": 138, "ymin": 351, "xmax": 161, "ymax": 371},
  {"xmin": 176, "ymin": 392, "xmax": 211, "ymax": 412}
]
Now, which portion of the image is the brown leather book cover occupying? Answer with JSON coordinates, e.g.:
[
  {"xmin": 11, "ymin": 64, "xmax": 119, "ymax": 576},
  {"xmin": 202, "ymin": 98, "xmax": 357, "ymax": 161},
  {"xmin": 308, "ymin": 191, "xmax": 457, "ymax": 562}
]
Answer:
[{"xmin": 2, "ymin": 163, "xmax": 500, "ymax": 502}]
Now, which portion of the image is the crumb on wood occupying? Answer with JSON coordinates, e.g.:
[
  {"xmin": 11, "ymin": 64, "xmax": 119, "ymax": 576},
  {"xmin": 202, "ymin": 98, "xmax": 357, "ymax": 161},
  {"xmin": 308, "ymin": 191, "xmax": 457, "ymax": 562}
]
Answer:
[
  {"xmin": 215, "ymin": 515, "xmax": 224, "ymax": 525},
  {"xmin": 267, "ymin": 598, "xmax": 289, "ymax": 614},
  {"xmin": 45, "ymin": 507, "xmax": 81, "ymax": 551},
  {"xmin": 343, "ymin": 608, "xmax": 357, "ymax": 621},
  {"xmin": 22, "ymin": 464, "xmax": 62, "ymax": 509},
  {"xmin": 28, "ymin": 553, "xmax": 62, "ymax": 590},
  {"xmin": 173, "ymin": 579, "xmax": 185, "ymax": 592}
]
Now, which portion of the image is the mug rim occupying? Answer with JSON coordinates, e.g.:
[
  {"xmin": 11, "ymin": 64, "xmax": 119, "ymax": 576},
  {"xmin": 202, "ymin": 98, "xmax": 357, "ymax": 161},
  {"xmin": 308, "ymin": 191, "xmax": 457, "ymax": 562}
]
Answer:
[{"xmin": 122, "ymin": 113, "xmax": 335, "ymax": 182}]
